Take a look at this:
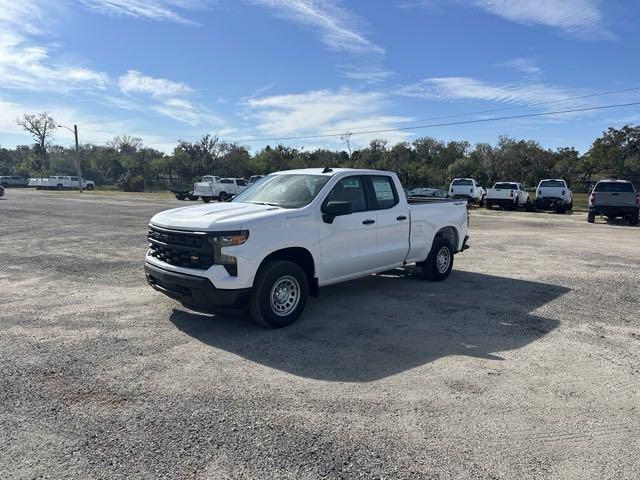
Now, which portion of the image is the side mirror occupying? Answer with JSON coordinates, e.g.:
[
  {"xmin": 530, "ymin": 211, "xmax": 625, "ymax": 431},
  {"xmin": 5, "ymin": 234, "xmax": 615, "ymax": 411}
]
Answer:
[{"xmin": 322, "ymin": 201, "xmax": 352, "ymax": 224}]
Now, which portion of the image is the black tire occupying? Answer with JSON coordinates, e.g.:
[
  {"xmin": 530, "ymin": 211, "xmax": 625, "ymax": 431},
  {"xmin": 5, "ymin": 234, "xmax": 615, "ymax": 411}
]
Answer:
[
  {"xmin": 422, "ymin": 237, "xmax": 454, "ymax": 282},
  {"xmin": 176, "ymin": 195, "xmax": 186, "ymax": 200},
  {"xmin": 202, "ymin": 197, "xmax": 211, "ymax": 203},
  {"xmin": 86, "ymin": 184, "xmax": 94, "ymax": 191},
  {"xmin": 218, "ymin": 191, "xmax": 228, "ymax": 202},
  {"xmin": 630, "ymin": 213, "xmax": 639, "ymax": 226},
  {"xmin": 479, "ymin": 196, "xmax": 485, "ymax": 207},
  {"xmin": 534, "ymin": 199, "xmax": 542, "ymax": 211},
  {"xmin": 556, "ymin": 204, "xmax": 566, "ymax": 214},
  {"xmin": 486, "ymin": 202, "xmax": 493, "ymax": 210},
  {"xmin": 568, "ymin": 201, "xmax": 573, "ymax": 211},
  {"xmin": 525, "ymin": 199, "xmax": 534, "ymax": 212},
  {"xmin": 188, "ymin": 195, "xmax": 198, "ymax": 201},
  {"xmin": 249, "ymin": 260, "xmax": 309, "ymax": 328},
  {"xmin": 587, "ymin": 211, "xmax": 596, "ymax": 223}
]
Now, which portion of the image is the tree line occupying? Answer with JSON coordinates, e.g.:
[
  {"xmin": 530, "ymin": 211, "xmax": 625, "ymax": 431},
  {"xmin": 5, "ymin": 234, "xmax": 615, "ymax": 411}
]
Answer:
[{"xmin": 1, "ymin": 112, "xmax": 639, "ymax": 192}]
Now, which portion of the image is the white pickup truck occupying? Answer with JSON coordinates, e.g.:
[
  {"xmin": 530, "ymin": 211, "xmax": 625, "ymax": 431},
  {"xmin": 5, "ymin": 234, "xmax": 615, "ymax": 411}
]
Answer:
[
  {"xmin": 587, "ymin": 179, "xmax": 639, "ymax": 225},
  {"xmin": 145, "ymin": 168, "xmax": 470, "ymax": 327},
  {"xmin": 30, "ymin": 176, "xmax": 95, "ymax": 190},
  {"xmin": 534, "ymin": 179, "xmax": 573, "ymax": 213},
  {"xmin": 193, "ymin": 176, "xmax": 249, "ymax": 202},
  {"xmin": 485, "ymin": 182, "xmax": 531, "ymax": 210},
  {"xmin": 449, "ymin": 178, "xmax": 485, "ymax": 205}
]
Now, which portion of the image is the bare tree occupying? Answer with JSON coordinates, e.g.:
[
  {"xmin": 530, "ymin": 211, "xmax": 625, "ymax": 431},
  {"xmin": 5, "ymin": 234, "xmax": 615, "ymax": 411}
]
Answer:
[
  {"xmin": 17, "ymin": 112, "xmax": 57, "ymax": 173},
  {"xmin": 109, "ymin": 134, "xmax": 143, "ymax": 154}
]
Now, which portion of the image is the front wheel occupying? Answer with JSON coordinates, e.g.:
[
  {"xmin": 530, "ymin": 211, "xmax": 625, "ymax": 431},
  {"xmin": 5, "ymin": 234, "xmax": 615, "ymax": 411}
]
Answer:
[
  {"xmin": 587, "ymin": 211, "xmax": 596, "ymax": 223},
  {"xmin": 422, "ymin": 238, "xmax": 454, "ymax": 281},
  {"xmin": 202, "ymin": 197, "xmax": 211, "ymax": 203},
  {"xmin": 249, "ymin": 260, "xmax": 309, "ymax": 328}
]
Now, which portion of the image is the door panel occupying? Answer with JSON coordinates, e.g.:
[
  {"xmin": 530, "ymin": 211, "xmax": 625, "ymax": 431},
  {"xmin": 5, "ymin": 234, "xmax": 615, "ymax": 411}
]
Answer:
[
  {"xmin": 368, "ymin": 176, "xmax": 410, "ymax": 268},
  {"xmin": 318, "ymin": 176, "xmax": 379, "ymax": 283}
]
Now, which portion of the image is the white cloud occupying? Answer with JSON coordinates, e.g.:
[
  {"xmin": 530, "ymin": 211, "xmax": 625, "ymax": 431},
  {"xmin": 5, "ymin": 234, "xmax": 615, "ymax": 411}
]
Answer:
[
  {"xmin": 152, "ymin": 98, "xmax": 223, "ymax": 126},
  {"xmin": 0, "ymin": 32, "xmax": 108, "ymax": 92},
  {"xmin": 471, "ymin": 0, "xmax": 603, "ymax": 33},
  {"xmin": 242, "ymin": 88, "xmax": 412, "ymax": 146},
  {"xmin": 397, "ymin": 77, "xmax": 584, "ymax": 107},
  {"xmin": 118, "ymin": 70, "xmax": 192, "ymax": 97},
  {"xmin": 76, "ymin": 0, "xmax": 212, "ymax": 25},
  {"xmin": 250, "ymin": 0, "xmax": 384, "ymax": 54},
  {"xmin": 499, "ymin": 58, "xmax": 542, "ymax": 78},
  {"xmin": 339, "ymin": 65, "xmax": 393, "ymax": 83}
]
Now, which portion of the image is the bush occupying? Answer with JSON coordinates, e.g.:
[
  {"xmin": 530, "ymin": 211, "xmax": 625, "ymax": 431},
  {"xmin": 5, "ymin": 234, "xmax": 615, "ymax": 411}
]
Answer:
[{"xmin": 116, "ymin": 174, "xmax": 145, "ymax": 192}]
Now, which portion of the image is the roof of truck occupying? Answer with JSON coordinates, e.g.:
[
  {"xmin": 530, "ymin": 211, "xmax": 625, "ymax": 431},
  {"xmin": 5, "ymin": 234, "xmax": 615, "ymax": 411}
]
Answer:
[{"xmin": 272, "ymin": 168, "xmax": 389, "ymax": 176}]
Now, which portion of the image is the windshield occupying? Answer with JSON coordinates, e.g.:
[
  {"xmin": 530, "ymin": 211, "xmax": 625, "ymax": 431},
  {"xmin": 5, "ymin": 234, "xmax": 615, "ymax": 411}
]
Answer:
[
  {"xmin": 232, "ymin": 174, "xmax": 331, "ymax": 208},
  {"xmin": 452, "ymin": 179, "xmax": 473, "ymax": 186},
  {"xmin": 494, "ymin": 183, "xmax": 518, "ymax": 190},
  {"xmin": 594, "ymin": 182, "xmax": 635, "ymax": 193},
  {"xmin": 540, "ymin": 180, "xmax": 565, "ymax": 188}
]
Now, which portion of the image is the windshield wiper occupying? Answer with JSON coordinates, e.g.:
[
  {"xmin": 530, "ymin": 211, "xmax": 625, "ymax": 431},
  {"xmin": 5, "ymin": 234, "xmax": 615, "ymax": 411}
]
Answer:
[{"xmin": 245, "ymin": 201, "xmax": 282, "ymax": 207}]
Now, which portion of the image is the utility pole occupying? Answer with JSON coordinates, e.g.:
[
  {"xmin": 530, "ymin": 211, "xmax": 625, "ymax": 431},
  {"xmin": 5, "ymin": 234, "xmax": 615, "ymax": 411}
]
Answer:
[
  {"xmin": 74, "ymin": 125, "xmax": 82, "ymax": 193},
  {"xmin": 58, "ymin": 124, "xmax": 83, "ymax": 193}
]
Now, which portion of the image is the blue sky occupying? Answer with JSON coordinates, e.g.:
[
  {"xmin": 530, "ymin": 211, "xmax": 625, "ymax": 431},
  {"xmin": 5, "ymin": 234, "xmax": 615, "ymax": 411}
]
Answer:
[{"xmin": 0, "ymin": 0, "xmax": 638, "ymax": 153}]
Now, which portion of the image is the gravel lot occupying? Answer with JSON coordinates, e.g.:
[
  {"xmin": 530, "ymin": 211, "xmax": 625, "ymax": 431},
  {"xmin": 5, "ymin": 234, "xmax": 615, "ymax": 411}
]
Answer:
[{"xmin": 1, "ymin": 189, "xmax": 639, "ymax": 480}]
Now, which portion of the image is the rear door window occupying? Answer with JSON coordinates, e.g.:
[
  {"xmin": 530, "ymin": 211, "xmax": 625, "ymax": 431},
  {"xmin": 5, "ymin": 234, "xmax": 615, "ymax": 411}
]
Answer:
[{"xmin": 369, "ymin": 176, "xmax": 399, "ymax": 209}]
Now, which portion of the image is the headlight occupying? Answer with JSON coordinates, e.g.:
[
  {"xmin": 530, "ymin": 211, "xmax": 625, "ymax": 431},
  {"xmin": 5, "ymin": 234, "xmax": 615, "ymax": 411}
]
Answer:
[
  {"xmin": 210, "ymin": 231, "xmax": 249, "ymax": 276},
  {"xmin": 217, "ymin": 231, "xmax": 249, "ymax": 247}
]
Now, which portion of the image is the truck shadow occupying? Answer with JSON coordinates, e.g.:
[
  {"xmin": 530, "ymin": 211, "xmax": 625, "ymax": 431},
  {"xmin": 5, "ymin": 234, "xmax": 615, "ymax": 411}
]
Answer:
[{"xmin": 169, "ymin": 270, "xmax": 568, "ymax": 382}]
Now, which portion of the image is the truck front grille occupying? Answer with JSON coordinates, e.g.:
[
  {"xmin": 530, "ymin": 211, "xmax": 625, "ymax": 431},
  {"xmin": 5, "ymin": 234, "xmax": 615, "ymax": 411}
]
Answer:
[{"xmin": 147, "ymin": 226, "xmax": 214, "ymax": 269}]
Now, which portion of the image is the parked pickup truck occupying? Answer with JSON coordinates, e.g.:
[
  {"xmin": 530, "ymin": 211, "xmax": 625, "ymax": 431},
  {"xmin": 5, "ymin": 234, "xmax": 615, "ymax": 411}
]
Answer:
[
  {"xmin": 587, "ymin": 179, "xmax": 639, "ymax": 225},
  {"xmin": 30, "ymin": 176, "xmax": 95, "ymax": 190},
  {"xmin": 485, "ymin": 182, "xmax": 531, "ymax": 210},
  {"xmin": 0, "ymin": 176, "xmax": 28, "ymax": 188},
  {"xmin": 145, "ymin": 168, "xmax": 470, "ymax": 327},
  {"xmin": 535, "ymin": 179, "xmax": 573, "ymax": 213},
  {"xmin": 449, "ymin": 178, "xmax": 485, "ymax": 205},
  {"xmin": 193, "ymin": 176, "xmax": 248, "ymax": 202}
]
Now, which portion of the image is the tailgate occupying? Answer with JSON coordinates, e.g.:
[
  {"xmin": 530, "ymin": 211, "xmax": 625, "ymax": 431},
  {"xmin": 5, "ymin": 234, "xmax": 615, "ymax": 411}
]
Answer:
[
  {"xmin": 595, "ymin": 192, "xmax": 637, "ymax": 207},
  {"xmin": 486, "ymin": 189, "xmax": 511, "ymax": 199}
]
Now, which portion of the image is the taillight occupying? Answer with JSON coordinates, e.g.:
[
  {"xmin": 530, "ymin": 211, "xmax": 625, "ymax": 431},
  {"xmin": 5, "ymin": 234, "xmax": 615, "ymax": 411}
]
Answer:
[
  {"xmin": 590, "ymin": 192, "xmax": 596, "ymax": 204},
  {"xmin": 510, "ymin": 190, "xmax": 513, "ymax": 197},
  {"xmin": 470, "ymin": 188, "xmax": 473, "ymax": 193},
  {"xmin": 562, "ymin": 190, "xmax": 565, "ymax": 195},
  {"xmin": 636, "ymin": 194, "xmax": 639, "ymax": 206}
]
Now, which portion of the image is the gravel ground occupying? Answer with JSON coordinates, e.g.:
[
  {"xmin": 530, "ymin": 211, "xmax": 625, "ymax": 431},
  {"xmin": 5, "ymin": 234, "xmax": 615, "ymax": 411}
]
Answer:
[{"xmin": 1, "ymin": 189, "xmax": 639, "ymax": 480}]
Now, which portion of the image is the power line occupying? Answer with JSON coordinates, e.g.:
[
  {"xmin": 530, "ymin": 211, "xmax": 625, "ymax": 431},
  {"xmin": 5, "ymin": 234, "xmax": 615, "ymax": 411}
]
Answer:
[
  {"xmin": 228, "ymin": 86, "xmax": 640, "ymax": 142},
  {"xmin": 228, "ymin": 101, "xmax": 640, "ymax": 143}
]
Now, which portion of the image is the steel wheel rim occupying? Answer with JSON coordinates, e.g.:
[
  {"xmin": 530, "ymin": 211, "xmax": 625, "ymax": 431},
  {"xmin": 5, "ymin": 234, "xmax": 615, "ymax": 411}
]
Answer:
[
  {"xmin": 269, "ymin": 275, "xmax": 300, "ymax": 316},
  {"xmin": 436, "ymin": 247, "xmax": 451, "ymax": 274}
]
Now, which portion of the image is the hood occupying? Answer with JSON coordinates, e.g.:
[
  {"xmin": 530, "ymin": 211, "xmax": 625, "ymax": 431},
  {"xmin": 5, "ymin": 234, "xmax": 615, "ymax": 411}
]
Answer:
[{"xmin": 150, "ymin": 201, "xmax": 287, "ymax": 231}]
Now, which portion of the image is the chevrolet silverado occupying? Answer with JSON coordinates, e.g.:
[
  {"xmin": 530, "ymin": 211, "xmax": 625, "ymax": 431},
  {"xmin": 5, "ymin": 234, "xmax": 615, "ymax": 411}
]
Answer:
[{"xmin": 145, "ymin": 168, "xmax": 470, "ymax": 327}]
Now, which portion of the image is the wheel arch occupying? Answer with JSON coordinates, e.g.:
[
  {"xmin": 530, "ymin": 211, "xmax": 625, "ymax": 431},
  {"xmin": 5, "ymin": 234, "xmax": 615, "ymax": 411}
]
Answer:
[
  {"xmin": 434, "ymin": 226, "xmax": 459, "ymax": 252},
  {"xmin": 257, "ymin": 247, "xmax": 319, "ymax": 296}
]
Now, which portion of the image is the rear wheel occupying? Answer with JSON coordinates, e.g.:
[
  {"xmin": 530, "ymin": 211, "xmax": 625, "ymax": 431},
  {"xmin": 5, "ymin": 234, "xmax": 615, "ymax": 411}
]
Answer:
[
  {"xmin": 587, "ymin": 211, "xmax": 596, "ymax": 223},
  {"xmin": 629, "ymin": 212, "xmax": 639, "ymax": 225},
  {"xmin": 202, "ymin": 197, "xmax": 211, "ymax": 203},
  {"xmin": 218, "ymin": 191, "xmax": 228, "ymax": 202},
  {"xmin": 249, "ymin": 260, "xmax": 309, "ymax": 328},
  {"xmin": 175, "ymin": 194, "xmax": 186, "ymax": 200},
  {"xmin": 421, "ymin": 238, "xmax": 454, "ymax": 281}
]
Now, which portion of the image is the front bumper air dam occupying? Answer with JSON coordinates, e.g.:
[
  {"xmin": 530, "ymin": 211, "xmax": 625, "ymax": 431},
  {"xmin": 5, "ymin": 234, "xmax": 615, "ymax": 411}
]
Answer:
[{"xmin": 145, "ymin": 262, "xmax": 251, "ymax": 311}]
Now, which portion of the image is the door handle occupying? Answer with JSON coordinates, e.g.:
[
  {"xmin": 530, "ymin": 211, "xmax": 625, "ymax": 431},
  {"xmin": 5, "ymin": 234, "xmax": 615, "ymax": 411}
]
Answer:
[
  {"xmin": 362, "ymin": 219, "xmax": 375, "ymax": 225},
  {"xmin": 396, "ymin": 215, "xmax": 407, "ymax": 221}
]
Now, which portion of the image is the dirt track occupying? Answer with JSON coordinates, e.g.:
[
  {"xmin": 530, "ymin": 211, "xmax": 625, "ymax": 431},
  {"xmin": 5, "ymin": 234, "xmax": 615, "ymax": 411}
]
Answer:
[{"xmin": 1, "ymin": 189, "xmax": 639, "ymax": 479}]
